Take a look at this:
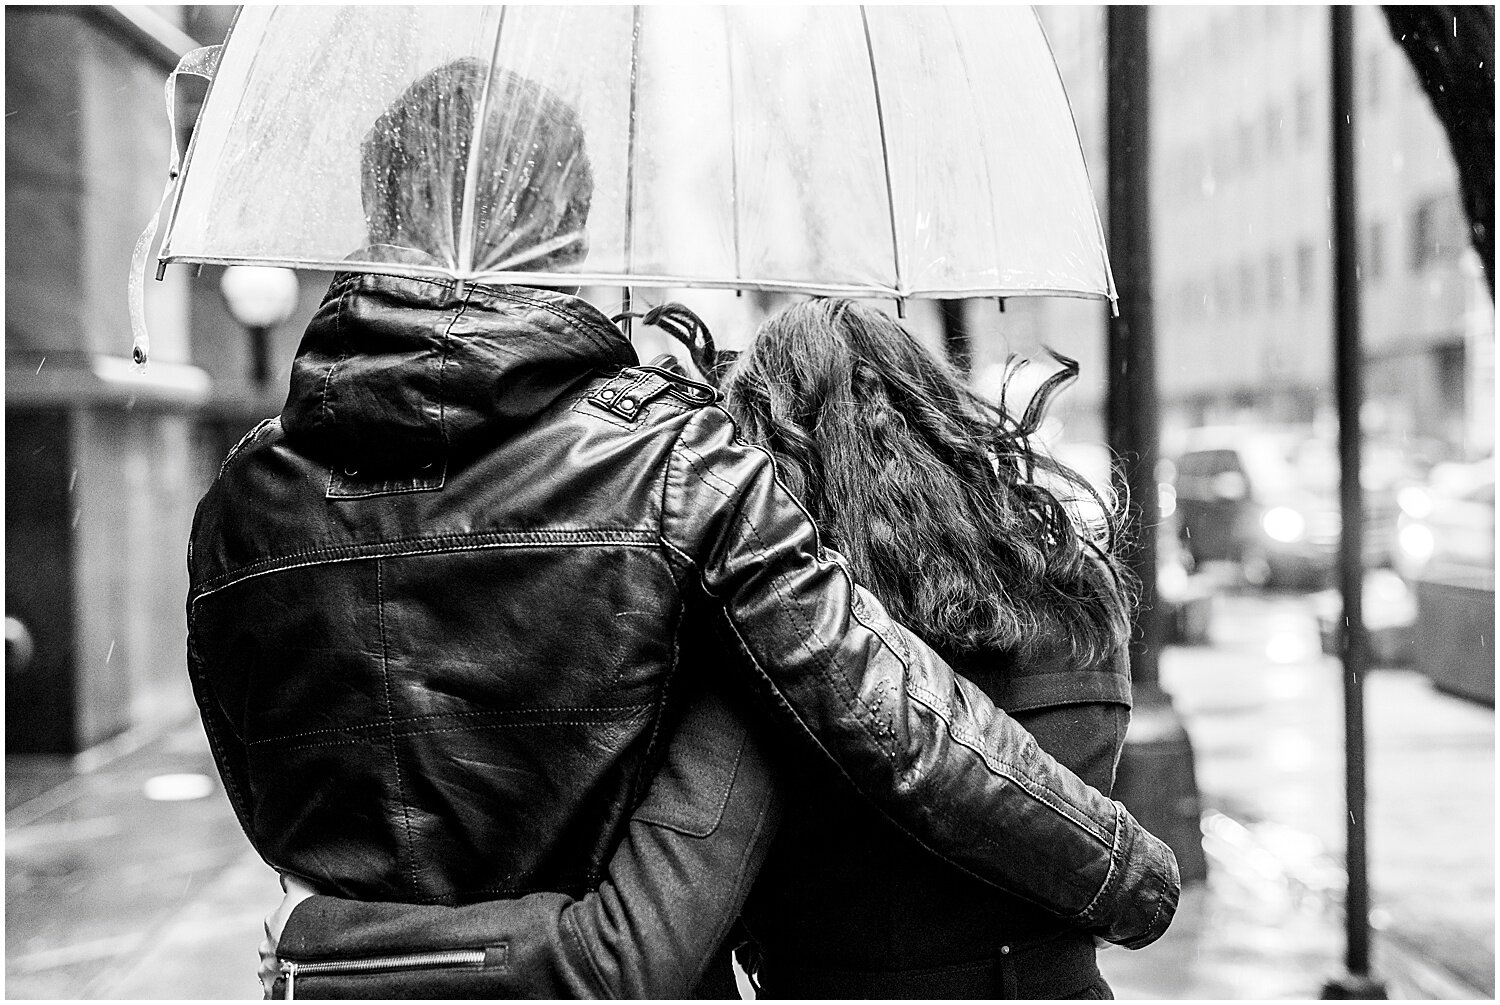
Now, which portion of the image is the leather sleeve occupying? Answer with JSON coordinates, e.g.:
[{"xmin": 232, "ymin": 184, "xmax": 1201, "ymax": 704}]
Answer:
[
  {"xmin": 273, "ymin": 688, "xmax": 780, "ymax": 999},
  {"xmin": 660, "ymin": 406, "xmax": 1178, "ymax": 950}
]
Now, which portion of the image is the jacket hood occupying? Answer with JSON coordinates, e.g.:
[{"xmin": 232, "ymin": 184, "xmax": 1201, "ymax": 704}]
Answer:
[{"xmin": 281, "ymin": 272, "xmax": 637, "ymax": 474}]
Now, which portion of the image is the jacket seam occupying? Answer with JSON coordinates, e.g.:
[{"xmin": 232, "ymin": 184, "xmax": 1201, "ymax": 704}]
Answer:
[
  {"xmin": 320, "ymin": 287, "xmax": 351, "ymax": 434},
  {"xmin": 672, "ymin": 436, "xmax": 880, "ymax": 728},
  {"xmin": 1073, "ymin": 803, "xmax": 1128, "ymax": 925},
  {"xmin": 698, "ymin": 406, "xmax": 832, "ymax": 556},
  {"xmin": 668, "ymin": 424, "xmax": 884, "ymax": 756},
  {"xmin": 244, "ymin": 704, "xmax": 655, "ymax": 748},
  {"xmin": 622, "ymin": 606, "xmax": 680, "ymax": 872},
  {"xmin": 191, "ymin": 529, "xmax": 658, "ymax": 598},
  {"xmin": 375, "ymin": 559, "xmax": 421, "ymax": 898},
  {"xmin": 683, "ymin": 738, "xmax": 776, "ymax": 993},
  {"xmin": 484, "ymin": 286, "xmax": 626, "ymax": 358},
  {"xmin": 435, "ymin": 288, "xmax": 475, "ymax": 455},
  {"xmin": 217, "ymin": 417, "xmax": 278, "ymax": 479},
  {"xmin": 562, "ymin": 907, "xmax": 612, "ymax": 998},
  {"xmin": 185, "ymin": 628, "xmax": 254, "ymax": 834},
  {"xmin": 263, "ymin": 716, "xmax": 660, "ymax": 753},
  {"xmin": 903, "ymin": 679, "xmax": 1112, "ymax": 846},
  {"xmin": 337, "ymin": 273, "xmax": 626, "ymax": 358}
]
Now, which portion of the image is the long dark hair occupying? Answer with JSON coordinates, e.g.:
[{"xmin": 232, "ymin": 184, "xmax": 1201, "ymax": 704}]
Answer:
[{"xmin": 717, "ymin": 298, "xmax": 1132, "ymax": 667}]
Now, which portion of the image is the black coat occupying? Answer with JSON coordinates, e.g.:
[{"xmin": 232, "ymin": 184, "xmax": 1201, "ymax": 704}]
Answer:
[{"xmin": 746, "ymin": 640, "xmax": 1132, "ymax": 998}]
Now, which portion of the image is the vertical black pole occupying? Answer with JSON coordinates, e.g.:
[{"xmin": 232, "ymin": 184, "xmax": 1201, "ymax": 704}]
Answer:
[
  {"xmin": 940, "ymin": 299, "xmax": 971, "ymax": 375},
  {"xmin": 1322, "ymin": 7, "xmax": 1386, "ymax": 999},
  {"xmin": 1104, "ymin": 5, "xmax": 1207, "ymax": 883},
  {"xmin": 249, "ymin": 325, "xmax": 271, "ymax": 386},
  {"xmin": 1105, "ymin": 6, "xmax": 1161, "ymax": 686}
]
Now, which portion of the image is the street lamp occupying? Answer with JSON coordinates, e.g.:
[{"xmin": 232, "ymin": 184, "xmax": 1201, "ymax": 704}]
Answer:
[{"xmin": 219, "ymin": 266, "xmax": 300, "ymax": 386}]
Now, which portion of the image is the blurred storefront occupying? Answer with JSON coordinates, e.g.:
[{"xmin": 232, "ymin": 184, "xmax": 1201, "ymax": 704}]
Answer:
[{"xmin": 3, "ymin": 7, "xmax": 324, "ymax": 755}]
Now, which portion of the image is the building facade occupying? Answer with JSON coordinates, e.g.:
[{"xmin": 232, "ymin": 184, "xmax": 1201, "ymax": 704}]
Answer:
[
  {"xmin": 4, "ymin": 6, "xmax": 321, "ymax": 754},
  {"xmin": 1014, "ymin": 5, "xmax": 1493, "ymax": 459}
]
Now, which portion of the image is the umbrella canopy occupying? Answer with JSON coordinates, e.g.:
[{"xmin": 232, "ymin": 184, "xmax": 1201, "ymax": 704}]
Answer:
[{"xmin": 158, "ymin": 5, "xmax": 1114, "ymax": 303}]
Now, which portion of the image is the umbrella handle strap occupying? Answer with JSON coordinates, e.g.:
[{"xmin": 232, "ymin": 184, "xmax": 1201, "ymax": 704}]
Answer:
[
  {"xmin": 611, "ymin": 303, "xmax": 723, "ymax": 386},
  {"xmin": 129, "ymin": 44, "xmax": 222, "ymax": 370}
]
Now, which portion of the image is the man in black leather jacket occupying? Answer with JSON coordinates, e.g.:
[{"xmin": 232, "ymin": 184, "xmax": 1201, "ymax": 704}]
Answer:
[{"xmin": 188, "ymin": 59, "xmax": 1178, "ymax": 997}]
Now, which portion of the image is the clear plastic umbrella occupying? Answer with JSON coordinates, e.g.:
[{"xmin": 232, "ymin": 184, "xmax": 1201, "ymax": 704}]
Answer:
[{"xmin": 146, "ymin": 5, "xmax": 1112, "ymax": 358}]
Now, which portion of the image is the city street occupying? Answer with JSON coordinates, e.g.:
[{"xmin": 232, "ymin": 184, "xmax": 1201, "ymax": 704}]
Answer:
[
  {"xmin": 6, "ymin": 5, "xmax": 1491, "ymax": 1002},
  {"xmin": 1102, "ymin": 589, "xmax": 1495, "ymax": 999},
  {"xmin": 6, "ymin": 588, "xmax": 1494, "ymax": 999}
]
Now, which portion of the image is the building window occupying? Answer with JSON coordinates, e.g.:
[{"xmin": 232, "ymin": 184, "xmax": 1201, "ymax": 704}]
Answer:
[
  {"xmin": 1265, "ymin": 104, "xmax": 1283, "ymax": 156},
  {"xmin": 1212, "ymin": 128, "xmax": 1231, "ymax": 178},
  {"xmin": 1362, "ymin": 220, "xmax": 1385, "ymax": 281},
  {"xmin": 1296, "ymin": 243, "xmax": 1317, "ymax": 300},
  {"xmin": 1409, "ymin": 194, "xmax": 1465, "ymax": 271},
  {"xmin": 1295, "ymin": 85, "xmax": 1314, "ymax": 144},
  {"xmin": 1215, "ymin": 269, "xmax": 1234, "ymax": 315},
  {"xmin": 1208, "ymin": 10, "xmax": 1228, "ymax": 59}
]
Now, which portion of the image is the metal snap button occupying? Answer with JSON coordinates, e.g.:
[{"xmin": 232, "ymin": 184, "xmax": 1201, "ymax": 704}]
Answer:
[
  {"xmin": 343, "ymin": 467, "xmax": 358, "ymax": 476},
  {"xmin": 999, "ymin": 945, "xmax": 1011, "ymax": 955},
  {"xmin": 619, "ymin": 397, "xmax": 637, "ymax": 409},
  {"xmin": 599, "ymin": 388, "xmax": 616, "ymax": 399}
]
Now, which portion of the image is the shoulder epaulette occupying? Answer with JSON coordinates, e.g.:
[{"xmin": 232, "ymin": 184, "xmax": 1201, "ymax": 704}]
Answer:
[{"xmin": 587, "ymin": 365, "xmax": 717, "ymax": 420}]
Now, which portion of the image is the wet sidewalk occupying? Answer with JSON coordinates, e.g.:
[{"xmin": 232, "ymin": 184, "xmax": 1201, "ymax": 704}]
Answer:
[
  {"xmin": 7, "ymin": 719, "xmax": 271, "ymax": 1000},
  {"xmin": 6, "ymin": 592, "xmax": 1494, "ymax": 999},
  {"xmin": 1099, "ymin": 592, "xmax": 1494, "ymax": 1000}
]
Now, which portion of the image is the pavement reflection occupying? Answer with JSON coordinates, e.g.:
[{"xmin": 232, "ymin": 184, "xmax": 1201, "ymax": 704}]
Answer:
[{"xmin": 5, "ymin": 591, "xmax": 1493, "ymax": 999}]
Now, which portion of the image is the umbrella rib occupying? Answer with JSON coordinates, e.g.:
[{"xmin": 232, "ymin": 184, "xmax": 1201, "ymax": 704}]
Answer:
[
  {"xmin": 1031, "ymin": 6, "xmax": 1116, "ymax": 305},
  {"xmin": 158, "ymin": 6, "xmax": 247, "ymax": 272},
  {"xmin": 622, "ymin": 4, "xmax": 643, "ymax": 323},
  {"xmin": 944, "ymin": 7, "xmax": 1003, "ymax": 295},
  {"xmin": 859, "ymin": 7, "xmax": 904, "ymax": 302},
  {"xmin": 457, "ymin": 8, "xmax": 508, "ymax": 278},
  {"xmin": 723, "ymin": 8, "xmax": 743, "ymax": 288}
]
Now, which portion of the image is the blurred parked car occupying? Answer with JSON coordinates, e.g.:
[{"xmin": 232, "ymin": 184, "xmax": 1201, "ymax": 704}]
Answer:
[
  {"xmin": 1394, "ymin": 457, "xmax": 1495, "ymax": 704},
  {"xmin": 1394, "ymin": 457, "xmax": 1496, "ymax": 581},
  {"xmin": 1163, "ymin": 426, "xmax": 1424, "ymax": 590},
  {"xmin": 1050, "ymin": 440, "xmax": 1215, "ymax": 644}
]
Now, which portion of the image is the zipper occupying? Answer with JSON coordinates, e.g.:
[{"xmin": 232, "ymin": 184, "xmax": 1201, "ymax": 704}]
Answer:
[{"xmin": 280, "ymin": 949, "xmax": 487, "ymax": 999}]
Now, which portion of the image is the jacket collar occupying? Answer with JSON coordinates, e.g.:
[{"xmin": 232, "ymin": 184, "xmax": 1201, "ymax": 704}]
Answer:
[{"xmin": 281, "ymin": 271, "xmax": 637, "ymax": 474}]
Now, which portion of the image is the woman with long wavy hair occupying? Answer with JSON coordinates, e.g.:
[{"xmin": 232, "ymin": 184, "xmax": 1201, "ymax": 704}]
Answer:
[{"xmin": 709, "ymin": 296, "xmax": 1136, "ymax": 999}]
